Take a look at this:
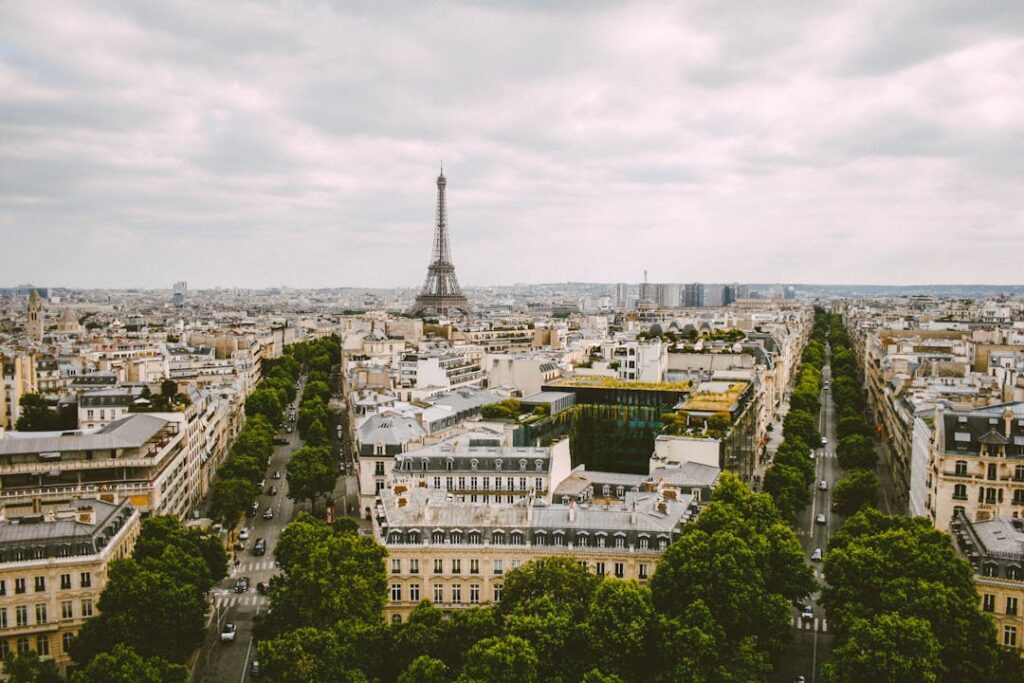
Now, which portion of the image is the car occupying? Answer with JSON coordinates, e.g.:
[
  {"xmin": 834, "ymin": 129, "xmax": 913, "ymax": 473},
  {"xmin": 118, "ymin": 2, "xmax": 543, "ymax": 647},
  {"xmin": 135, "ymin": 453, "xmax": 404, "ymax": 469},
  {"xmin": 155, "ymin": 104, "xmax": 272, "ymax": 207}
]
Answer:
[
  {"xmin": 238, "ymin": 527, "xmax": 250, "ymax": 541},
  {"xmin": 272, "ymin": 470, "xmax": 281, "ymax": 480},
  {"xmin": 262, "ymin": 507, "xmax": 274, "ymax": 520},
  {"xmin": 251, "ymin": 659, "xmax": 261, "ymax": 678},
  {"xmin": 801, "ymin": 605, "xmax": 814, "ymax": 623},
  {"xmin": 285, "ymin": 426, "xmax": 293, "ymax": 433},
  {"xmin": 794, "ymin": 676, "xmax": 806, "ymax": 683},
  {"xmin": 234, "ymin": 577, "xmax": 250, "ymax": 593},
  {"xmin": 811, "ymin": 548, "xmax": 823, "ymax": 562},
  {"xmin": 253, "ymin": 538, "xmax": 267, "ymax": 556},
  {"xmin": 273, "ymin": 437, "xmax": 288, "ymax": 445},
  {"xmin": 268, "ymin": 485, "xmax": 278, "ymax": 496},
  {"xmin": 259, "ymin": 479, "xmax": 266, "ymax": 490},
  {"xmin": 821, "ymin": 436, "xmax": 828, "ymax": 446},
  {"xmin": 815, "ymin": 513, "xmax": 826, "ymax": 525},
  {"xmin": 248, "ymin": 501, "xmax": 259, "ymax": 517},
  {"xmin": 220, "ymin": 622, "xmax": 237, "ymax": 643},
  {"xmin": 819, "ymin": 480, "xmax": 828, "ymax": 491}
]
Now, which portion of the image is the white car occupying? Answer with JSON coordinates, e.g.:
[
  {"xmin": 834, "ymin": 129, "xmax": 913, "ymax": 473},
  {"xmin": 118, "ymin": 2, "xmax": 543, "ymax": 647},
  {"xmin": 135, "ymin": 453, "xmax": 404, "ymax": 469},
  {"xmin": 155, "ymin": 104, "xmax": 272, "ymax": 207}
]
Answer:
[
  {"xmin": 819, "ymin": 480, "xmax": 828, "ymax": 491},
  {"xmin": 815, "ymin": 513, "xmax": 826, "ymax": 525},
  {"xmin": 220, "ymin": 622, "xmax": 237, "ymax": 643},
  {"xmin": 238, "ymin": 527, "xmax": 250, "ymax": 541},
  {"xmin": 801, "ymin": 605, "xmax": 814, "ymax": 622},
  {"xmin": 821, "ymin": 436, "xmax": 828, "ymax": 446},
  {"xmin": 811, "ymin": 547, "xmax": 823, "ymax": 562}
]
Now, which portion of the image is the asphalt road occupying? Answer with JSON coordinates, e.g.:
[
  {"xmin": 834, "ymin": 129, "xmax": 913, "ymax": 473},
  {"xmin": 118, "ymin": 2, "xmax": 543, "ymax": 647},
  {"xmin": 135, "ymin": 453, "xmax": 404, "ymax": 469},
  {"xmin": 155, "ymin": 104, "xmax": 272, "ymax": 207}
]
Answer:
[
  {"xmin": 193, "ymin": 391, "xmax": 305, "ymax": 683},
  {"xmin": 773, "ymin": 350, "xmax": 842, "ymax": 683}
]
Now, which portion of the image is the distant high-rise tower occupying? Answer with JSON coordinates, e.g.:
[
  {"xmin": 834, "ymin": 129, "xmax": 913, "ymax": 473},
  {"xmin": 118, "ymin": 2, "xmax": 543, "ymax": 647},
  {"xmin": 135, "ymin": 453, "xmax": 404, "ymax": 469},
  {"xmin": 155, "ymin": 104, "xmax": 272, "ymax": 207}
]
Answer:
[
  {"xmin": 411, "ymin": 169, "xmax": 470, "ymax": 316},
  {"xmin": 172, "ymin": 281, "xmax": 188, "ymax": 306},
  {"xmin": 26, "ymin": 289, "xmax": 43, "ymax": 341}
]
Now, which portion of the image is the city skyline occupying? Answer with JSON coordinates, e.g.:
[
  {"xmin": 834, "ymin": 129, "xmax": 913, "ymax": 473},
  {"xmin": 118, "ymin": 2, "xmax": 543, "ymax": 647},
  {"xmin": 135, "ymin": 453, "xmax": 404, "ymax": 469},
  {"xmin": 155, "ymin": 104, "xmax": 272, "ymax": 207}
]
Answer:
[{"xmin": 2, "ymin": 2, "xmax": 1022, "ymax": 289}]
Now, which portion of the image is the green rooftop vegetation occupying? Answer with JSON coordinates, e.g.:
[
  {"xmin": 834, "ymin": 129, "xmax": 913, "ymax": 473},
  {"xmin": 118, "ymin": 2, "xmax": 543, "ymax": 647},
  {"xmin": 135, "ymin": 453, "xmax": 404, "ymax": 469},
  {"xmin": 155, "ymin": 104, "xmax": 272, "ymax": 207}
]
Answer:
[
  {"xmin": 550, "ymin": 376, "xmax": 692, "ymax": 392},
  {"xmin": 682, "ymin": 382, "xmax": 749, "ymax": 413}
]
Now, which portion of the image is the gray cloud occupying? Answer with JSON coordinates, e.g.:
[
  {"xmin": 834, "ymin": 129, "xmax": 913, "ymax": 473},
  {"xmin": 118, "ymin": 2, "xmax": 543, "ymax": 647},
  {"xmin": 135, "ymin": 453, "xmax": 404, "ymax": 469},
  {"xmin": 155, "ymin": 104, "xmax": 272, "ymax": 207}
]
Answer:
[{"xmin": 0, "ymin": 0, "xmax": 1021, "ymax": 288}]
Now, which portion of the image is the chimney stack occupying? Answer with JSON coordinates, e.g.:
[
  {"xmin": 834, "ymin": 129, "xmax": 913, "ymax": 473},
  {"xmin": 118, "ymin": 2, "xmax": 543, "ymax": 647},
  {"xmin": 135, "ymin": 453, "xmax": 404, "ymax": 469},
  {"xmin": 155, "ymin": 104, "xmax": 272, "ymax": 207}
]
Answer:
[
  {"xmin": 630, "ymin": 501, "xmax": 637, "ymax": 525},
  {"xmin": 568, "ymin": 499, "xmax": 576, "ymax": 523},
  {"xmin": 77, "ymin": 506, "xmax": 95, "ymax": 525}
]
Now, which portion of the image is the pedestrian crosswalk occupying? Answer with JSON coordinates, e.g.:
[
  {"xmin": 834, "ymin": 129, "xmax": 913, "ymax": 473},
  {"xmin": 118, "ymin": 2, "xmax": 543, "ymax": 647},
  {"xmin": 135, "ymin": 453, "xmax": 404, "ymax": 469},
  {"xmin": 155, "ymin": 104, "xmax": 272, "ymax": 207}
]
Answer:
[
  {"xmin": 792, "ymin": 616, "xmax": 828, "ymax": 633},
  {"xmin": 212, "ymin": 593, "xmax": 268, "ymax": 609},
  {"xmin": 232, "ymin": 560, "xmax": 276, "ymax": 573}
]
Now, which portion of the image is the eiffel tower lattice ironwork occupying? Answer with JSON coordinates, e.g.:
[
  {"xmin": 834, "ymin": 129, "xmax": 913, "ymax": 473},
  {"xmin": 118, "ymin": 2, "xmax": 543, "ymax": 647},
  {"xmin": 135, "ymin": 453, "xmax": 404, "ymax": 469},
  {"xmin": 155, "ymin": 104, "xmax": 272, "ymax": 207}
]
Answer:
[{"xmin": 411, "ymin": 168, "xmax": 470, "ymax": 316}]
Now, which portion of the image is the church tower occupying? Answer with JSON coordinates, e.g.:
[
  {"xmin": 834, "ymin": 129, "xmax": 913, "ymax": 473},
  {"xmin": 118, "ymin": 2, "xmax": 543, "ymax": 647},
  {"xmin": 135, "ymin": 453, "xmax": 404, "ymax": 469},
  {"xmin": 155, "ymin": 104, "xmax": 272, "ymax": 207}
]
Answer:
[{"xmin": 26, "ymin": 290, "xmax": 44, "ymax": 341}]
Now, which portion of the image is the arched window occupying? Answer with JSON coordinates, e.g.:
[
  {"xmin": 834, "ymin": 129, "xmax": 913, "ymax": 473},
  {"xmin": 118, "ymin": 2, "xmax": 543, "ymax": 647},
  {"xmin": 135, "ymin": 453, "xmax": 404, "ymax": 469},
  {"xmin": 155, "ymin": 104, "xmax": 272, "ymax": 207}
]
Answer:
[
  {"xmin": 535, "ymin": 459, "xmax": 543, "ymax": 471},
  {"xmin": 420, "ymin": 459, "xmax": 428, "ymax": 471},
  {"xmin": 510, "ymin": 531, "xmax": 524, "ymax": 546},
  {"xmin": 519, "ymin": 459, "xmax": 527, "ymax": 471},
  {"xmin": 955, "ymin": 460, "xmax": 968, "ymax": 476},
  {"xmin": 1009, "ymin": 566, "xmax": 1023, "ymax": 580},
  {"xmin": 468, "ymin": 531, "xmax": 482, "ymax": 545},
  {"xmin": 658, "ymin": 536, "xmax": 669, "ymax": 550},
  {"xmin": 391, "ymin": 614, "xmax": 402, "ymax": 624},
  {"xmin": 495, "ymin": 459, "xmax": 502, "ymax": 471},
  {"xmin": 553, "ymin": 532, "xmax": 564, "ymax": 547},
  {"xmin": 450, "ymin": 531, "xmax": 463, "ymax": 544},
  {"xmin": 639, "ymin": 535, "xmax": 650, "ymax": 550},
  {"xmin": 492, "ymin": 531, "xmax": 505, "ymax": 545},
  {"xmin": 534, "ymin": 531, "xmax": 546, "ymax": 546},
  {"xmin": 408, "ymin": 530, "xmax": 420, "ymax": 544},
  {"xmin": 577, "ymin": 533, "xmax": 589, "ymax": 547},
  {"xmin": 388, "ymin": 532, "xmax": 402, "ymax": 544},
  {"xmin": 470, "ymin": 459, "xmax": 479, "ymax": 471},
  {"xmin": 984, "ymin": 563, "xmax": 999, "ymax": 577},
  {"xmin": 432, "ymin": 531, "xmax": 445, "ymax": 544},
  {"xmin": 16, "ymin": 637, "xmax": 29, "ymax": 655},
  {"xmin": 446, "ymin": 459, "xmax": 454, "ymax": 471}
]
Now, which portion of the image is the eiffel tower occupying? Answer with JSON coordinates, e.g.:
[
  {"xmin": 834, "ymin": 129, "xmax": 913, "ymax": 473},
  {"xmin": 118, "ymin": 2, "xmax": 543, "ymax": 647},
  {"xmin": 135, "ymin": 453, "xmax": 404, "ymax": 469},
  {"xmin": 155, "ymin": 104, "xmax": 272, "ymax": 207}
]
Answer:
[{"xmin": 411, "ymin": 168, "xmax": 470, "ymax": 316}]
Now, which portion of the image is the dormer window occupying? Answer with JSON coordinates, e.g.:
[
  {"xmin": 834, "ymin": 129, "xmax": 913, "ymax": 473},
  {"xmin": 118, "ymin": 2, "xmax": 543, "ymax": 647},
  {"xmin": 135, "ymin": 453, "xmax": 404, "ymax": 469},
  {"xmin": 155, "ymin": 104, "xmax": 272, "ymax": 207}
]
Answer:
[
  {"xmin": 470, "ymin": 459, "xmax": 479, "ymax": 471},
  {"xmin": 535, "ymin": 459, "xmax": 543, "ymax": 472},
  {"xmin": 519, "ymin": 459, "xmax": 527, "ymax": 471},
  {"xmin": 446, "ymin": 459, "xmax": 454, "ymax": 472},
  {"xmin": 495, "ymin": 459, "xmax": 502, "ymax": 471}
]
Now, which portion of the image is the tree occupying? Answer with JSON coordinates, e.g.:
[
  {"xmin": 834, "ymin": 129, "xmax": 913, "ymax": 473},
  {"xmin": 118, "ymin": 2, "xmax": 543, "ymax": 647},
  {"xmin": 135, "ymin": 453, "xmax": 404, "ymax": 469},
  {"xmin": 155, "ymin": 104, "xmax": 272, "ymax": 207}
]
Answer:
[
  {"xmin": 456, "ymin": 636, "xmax": 538, "ymax": 683},
  {"xmin": 1, "ymin": 651, "xmax": 62, "ymax": 683},
  {"xmin": 763, "ymin": 463, "xmax": 811, "ymax": 522},
  {"xmin": 499, "ymin": 556, "xmax": 601, "ymax": 622},
  {"xmin": 783, "ymin": 409, "xmax": 821, "ymax": 450},
  {"xmin": 306, "ymin": 418, "xmax": 330, "ymax": 447},
  {"xmin": 71, "ymin": 644, "xmax": 188, "ymax": 683},
  {"xmin": 132, "ymin": 515, "xmax": 226, "ymax": 585},
  {"xmin": 836, "ymin": 434, "xmax": 878, "ymax": 470},
  {"xmin": 15, "ymin": 394, "xmax": 77, "ymax": 431},
  {"xmin": 822, "ymin": 613, "xmax": 942, "ymax": 683},
  {"xmin": 503, "ymin": 596, "xmax": 579, "ymax": 682},
  {"xmin": 398, "ymin": 656, "xmax": 448, "ymax": 683},
  {"xmin": 832, "ymin": 469, "xmax": 879, "ymax": 516},
  {"xmin": 209, "ymin": 477, "xmax": 258, "ymax": 527},
  {"xmin": 246, "ymin": 387, "xmax": 283, "ymax": 426},
  {"xmin": 286, "ymin": 445, "xmax": 336, "ymax": 512},
  {"xmin": 584, "ymin": 580, "xmax": 655, "ymax": 681},
  {"xmin": 160, "ymin": 379, "xmax": 178, "ymax": 400},
  {"xmin": 298, "ymin": 397, "xmax": 329, "ymax": 438},
  {"xmin": 255, "ymin": 627, "xmax": 370, "ymax": 683},
  {"xmin": 302, "ymin": 380, "xmax": 332, "ymax": 405},
  {"xmin": 71, "ymin": 560, "xmax": 206, "ymax": 665}
]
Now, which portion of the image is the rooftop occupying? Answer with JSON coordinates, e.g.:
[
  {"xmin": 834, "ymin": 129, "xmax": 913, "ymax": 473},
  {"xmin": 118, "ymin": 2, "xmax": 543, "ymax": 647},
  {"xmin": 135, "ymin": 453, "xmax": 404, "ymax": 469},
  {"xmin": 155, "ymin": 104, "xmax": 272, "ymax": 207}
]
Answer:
[{"xmin": 547, "ymin": 376, "xmax": 692, "ymax": 392}]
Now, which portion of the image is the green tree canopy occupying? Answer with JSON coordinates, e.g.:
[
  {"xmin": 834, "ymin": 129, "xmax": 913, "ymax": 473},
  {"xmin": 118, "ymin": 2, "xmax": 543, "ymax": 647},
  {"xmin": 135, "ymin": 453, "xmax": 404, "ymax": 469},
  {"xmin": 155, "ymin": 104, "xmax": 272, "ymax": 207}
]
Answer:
[
  {"xmin": 832, "ymin": 469, "xmax": 879, "ymax": 516},
  {"xmin": 822, "ymin": 613, "xmax": 943, "ymax": 683},
  {"xmin": 286, "ymin": 445, "xmax": 336, "ymax": 512},
  {"xmin": 208, "ymin": 477, "xmax": 258, "ymax": 527},
  {"xmin": 70, "ymin": 644, "xmax": 188, "ymax": 683},
  {"xmin": 456, "ymin": 636, "xmax": 539, "ymax": 683},
  {"xmin": 836, "ymin": 434, "xmax": 878, "ymax": 470}
]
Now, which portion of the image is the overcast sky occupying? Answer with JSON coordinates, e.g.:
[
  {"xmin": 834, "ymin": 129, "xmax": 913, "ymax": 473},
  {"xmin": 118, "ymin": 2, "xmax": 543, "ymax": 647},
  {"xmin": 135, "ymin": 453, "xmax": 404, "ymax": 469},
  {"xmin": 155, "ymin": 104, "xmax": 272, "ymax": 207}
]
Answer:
[{"xmin": 1, "ymin": 1, "xmax": 1022, "ymax": 289}]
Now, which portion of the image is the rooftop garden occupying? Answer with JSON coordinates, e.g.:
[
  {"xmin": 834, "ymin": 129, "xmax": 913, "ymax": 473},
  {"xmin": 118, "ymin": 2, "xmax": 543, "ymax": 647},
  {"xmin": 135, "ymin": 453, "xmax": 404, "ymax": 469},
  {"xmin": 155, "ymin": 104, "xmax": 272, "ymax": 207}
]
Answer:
[
  {"xmin": 550, "ymin": 376, "xmax": 693, "ymax": 392},
  {"xmin": 682, "ymin": 381, "xmax": 749, "ymax": 413},
  {"xmin": 661, "ymin": 409, "xmax": 733, "ymax": 439}
]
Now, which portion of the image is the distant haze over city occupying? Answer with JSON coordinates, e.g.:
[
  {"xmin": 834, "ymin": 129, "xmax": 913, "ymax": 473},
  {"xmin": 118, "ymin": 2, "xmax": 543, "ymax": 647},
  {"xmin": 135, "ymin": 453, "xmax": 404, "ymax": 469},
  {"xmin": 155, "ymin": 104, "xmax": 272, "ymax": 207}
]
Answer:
[{"xmin": 2, "ymin": 2, "xmax": 1022, "ymax": 287}]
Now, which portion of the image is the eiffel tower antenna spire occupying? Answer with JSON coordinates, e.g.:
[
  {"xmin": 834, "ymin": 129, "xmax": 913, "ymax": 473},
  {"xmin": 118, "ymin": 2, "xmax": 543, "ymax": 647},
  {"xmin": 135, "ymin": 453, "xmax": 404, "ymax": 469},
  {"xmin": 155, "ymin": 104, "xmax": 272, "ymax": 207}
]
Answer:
[{"xmin": 410, "ymin": 167, "xmax": 470, "ymax": 316}]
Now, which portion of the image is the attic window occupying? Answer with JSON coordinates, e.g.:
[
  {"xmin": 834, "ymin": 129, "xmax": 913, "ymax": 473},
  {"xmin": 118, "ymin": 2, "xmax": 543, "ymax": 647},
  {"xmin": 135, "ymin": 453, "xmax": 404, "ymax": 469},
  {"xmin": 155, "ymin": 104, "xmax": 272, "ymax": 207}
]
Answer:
[
  {"xmin": 958, "ymin": 416, "xmax": 968, "ymax": 423},
  {"xmin": 954, "ymin": 432, "xmax": 972, "ymax": 442},
  {"xmin": 990, "ymin": 418, "xmax": 999, "ymax": 425}
]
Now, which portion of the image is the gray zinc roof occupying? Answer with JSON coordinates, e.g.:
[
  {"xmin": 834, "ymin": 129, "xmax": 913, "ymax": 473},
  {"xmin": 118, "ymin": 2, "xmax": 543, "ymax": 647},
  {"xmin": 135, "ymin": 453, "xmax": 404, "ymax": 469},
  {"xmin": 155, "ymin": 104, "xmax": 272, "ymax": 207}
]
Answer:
[{"xmin": 0, "ymin": 413, "xmax": 170, "ymax": 456}]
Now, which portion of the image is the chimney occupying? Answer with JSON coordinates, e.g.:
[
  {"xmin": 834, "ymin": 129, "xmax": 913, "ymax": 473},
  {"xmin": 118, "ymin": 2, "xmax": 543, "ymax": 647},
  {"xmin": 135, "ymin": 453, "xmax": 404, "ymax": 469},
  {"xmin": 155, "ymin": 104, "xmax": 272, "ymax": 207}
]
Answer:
[
  {"xmin": 1005, "ymin": 407, "xmax": 1014, "ymax": 440},
  {"xmin": 657, "ymin": 501, "xmax": 668, "ymax": 514},
  {"xmin": 527, "ymin": 495, "xmax": 534, "ymax": 523},
  {"xmin": 568, "ymin": 499, "xmax": 576, "ymax": 523},
  {"xmin": 629, "ymin": 501, "xmax": 637, "ymax": 526},
  {"xmin": 77, "ymin": 506, "xmax": 95, "ymax": 525}
]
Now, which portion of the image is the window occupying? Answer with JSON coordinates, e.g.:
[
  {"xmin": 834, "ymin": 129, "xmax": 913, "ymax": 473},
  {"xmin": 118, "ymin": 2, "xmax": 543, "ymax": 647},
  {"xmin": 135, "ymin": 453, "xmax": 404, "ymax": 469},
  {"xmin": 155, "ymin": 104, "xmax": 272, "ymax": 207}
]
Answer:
[
  {"xmin": 0, "ymin": 640, "xmax": 8, "ymax": 658},
  {"xmin": 432, "ymin": 531, "xmax": 445, "ymax": 544},
  {"xmin": 16, "ymin": 636, "xmax": 28, "ymax": 655},
  {"xmin": 989, "ymin": 464, "xmax": 998, "ymax": 481},
  {"xmin": 507, "ymin": 477, "xmax": 514, "ymax": 490},
  {"xmin": 80, "ymin": 572, "xmax": 91, "ymax": 588},
  {"xmin": 986, "ymin": 488, "xmax": 998, "ymax": 504},
  {"xmin": 470, "ymin": 584, "xmax": 480, "ymax": 604},
  {"xmin": 1016, "ymin": 465, "xmax": 1024, "ymax": 482},
  {"xmin": 470, "ymin": 459, "xmax": 479, "ymax": 471},
  {"xmin": 35, "ymin": 604, "xmax": 47, "ymax": 624},
  {"xmin": 553, "ymin": 533, "xmax": 564, "ymax": 547},
  {"xmin": 984, "ymin": 564, "xmax": 999, "ymax": 577},
  {"xmin": 81, "ymin": 599, "xmax": 93, "ymax": 617},
  {"xmin": 16, "ymin": 606, "xmax": 27, "ymax": 627},
  {"xmin": 61, "ymin": 601, "xmax": 73, "ymax": 620},
  {"xmin": 983, "ymin": 594, "xmax": 996, "ymax": 612},
  {"xmin": 596, "ymin": 562, "xmax": 606, "ymax": 576},
  {"xmin": 954, "ymin": 484, "xmax": 968, "ymax": 500},
  {"xmin": 375, "ymin": 461, "xmax": 385, "ymax": 476},
  {"xmin": 535, "ymin": 534, "xmax": 545, "ymax": 547},
  {"xmin": 0, "ymin": 580, "xmax": 5, "ymax": 596},
  {"xmin": 519, "ymin": 459, "xmax": 527, "ymax": 471},
  {"xmin": 391, "ymin": 559, "xmax": 401, "ymax": 574},
  {"xmin": 0, "ymin": 608, "xmax": 6, "ymax": 628},
  {"xmin": 614, "ymin": 562, "xmax": 625, "ymax": 578},
  {"xmin": 62, "ymin": 632, "xmax": 73, "ymax": 654},
  {"xmin": 433, "ymin": 585, "xmax": 444, "ymax": 604},
  {"xmin": 391, "ymin": 614, "xmax": 402, "ymax": 625},
  {"xmin": 433, "ymin": 477, "xmax": 441, "ymax": 489},
  {"xmin": 15, "ymin": 579, "xmax": 25, "ymax": 595},
  {"xmin": 482, "ymin": 477, "xmax": 490, "ymax": 490},
  {"xmin": 519, "ymin": 477, "xmax": 527, "ymax": 491},
  {"xmin": 470, "ymin": 477, "xmax": 478, "ymax": 490},
  {"xmin": 391, "ymin": 584, "xmax": 402, "ymax": 602},
  {"xmin": 639, "ymin": 563, "xmax": 649, "ymax": 580},
  {"xmin": 451, "ymin": 531, "xmax": 462, "ymax": 544},
  {"xmin": 60, "ymin": 574, "xmax": 71, "ymax": 590},
  {"xmin": 458, "ymin": 477, "xmax": 466, "ymax": 490},
  {"xmin": 495, "ymin": 477, "xmax": 503, "ymax": 491},
  {"xmin": 495, "ymin": 459, "xmax": 502, "ymax": 471},
  {"xmin": 36, "ymin": 634, "xmax": 49, "ymax": 656},
  {"xmin": 452, "ymin": 584, "xmax": 462, "ymax": 604},
  {"xmin": 410, "ymin": 559, "xmax": 419, "ymax": 574},
  {"xmin": 597, "ymin": 535, "xmax": 606, "ymax": 548},
  {"xmin": 433, "ymin": 559, "xmax": 443, "ymax": 574},
  {"xmin": 470, "ymin": 559, "xmax": 479, "ymax": 574},
  {"xmin": 955, "ymin": 460, "xmax": 968, "ymax": 476},
  {"xmin": 614, "ymin": 536, "xmax": 625, "ymax": 549},
  {"xmin": 493, "ymin": 584, "xmax": 502, "ymax": 602},
  {"xmin": 659, "ymin": 537, "xmax": 669, "ymax": 550},
  {"xmin": 452, "ymin": 559, "xmax": 461, "ymax": 574},
  {"xmin": 639, "ymin": 536, "xmax": 649, "ymax": 550},
  {"xmin": 446, "ymin": 459, "xmax": 454, "ymax": 471},
  {"xmin": 468, "ymin": 531, "xmax": 481, "ymax": 544},
  {"xmin": 493, "ymin": 532, "xmax": 505, "ymax": 545},
  {"xmin": 535, "ymin": 477, "xmax": 543, "ymax": 492},
  {"xmin": 493, "ymin": 559, "xmax": 504, "ymax": 575},
  {"xmin": 445, "ymin": 477, "xmax": 453, "ymax": 490},
  {"xmin": 510, "ymin": 532, "xmax": 523, "ymax": 546},
  {"xmin": 410, "ymin": 584, "xmax": 420, "ymax": 602},
  {"xmin": 1010, "ymin": 597, "xmax": 1019, "ymax": 616},
  {"xmin": 1006, "ymin": 626, "xmax": 1018, "ymax": 648},
  {"xmin": 1009, "ymin": 566, "xmax": 1023, "ymax": 580}
]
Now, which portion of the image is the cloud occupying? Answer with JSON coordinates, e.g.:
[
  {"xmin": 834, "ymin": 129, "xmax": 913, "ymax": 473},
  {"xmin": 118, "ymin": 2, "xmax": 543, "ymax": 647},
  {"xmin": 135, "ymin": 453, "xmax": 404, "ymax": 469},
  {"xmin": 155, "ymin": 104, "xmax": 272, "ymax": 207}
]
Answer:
[{"xmin": 0, "ymin": 0, "xmax": 1021, "ymax": 288}]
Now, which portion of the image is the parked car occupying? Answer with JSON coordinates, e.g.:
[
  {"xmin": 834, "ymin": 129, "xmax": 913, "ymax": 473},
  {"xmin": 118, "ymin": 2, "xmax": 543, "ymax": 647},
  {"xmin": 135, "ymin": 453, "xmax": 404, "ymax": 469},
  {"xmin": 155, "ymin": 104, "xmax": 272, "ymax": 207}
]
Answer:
[
  {"xmin": 251, "ymin": 659, "xmax": 261, "ymax": 678},
  {"xmin": 815, "ymin": 513, "xmax": 826, "ymax": 525},
  {"xmin": 821, "ymin": 436, "xmax": 828, "ymax": 446},
  {"xmin": 234, "ymin": 577, "xmax": 250, "ymax": 593},
  {"xmin": 238, "ymin": 527, "xmax": 250, "ymax": 541},
  {"xmin": 220, "ymin": 622, "xmax": 237, "ymax": 643},
  {"xmin": 248, "ymin": 501, "xmax": 259, "ymax": 517},
  {"xmin": 253, "ymin": 538, "xmax": 266, "ymax": 556},
  {"xmin": 272, "ymin": 470, "xmax": 281, "ymax": 480},
  {"xmin": 285, "ymin": 426, "xmax": 293, "ymax": 433},
  {"xmin": 818, "ymin": 480, "xmax": 828, "ymax": 491},
  {"xmin": 811, "ymin": 547, "xmax": 823, "ymax": 562},
  {"xmin": 268, "ymin": 485, "xmax": 278, "ymax": 496},
  {"xmin": 273, "ymin": 437, "xmax": 288, "ymax": 445},
  {"xmin": 262, "ymin": 507, "xmax": 274, "ymax": 520},
  {"xmin": 801, "ymin": 605, "xmax": 814, "ymax": 623}
]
